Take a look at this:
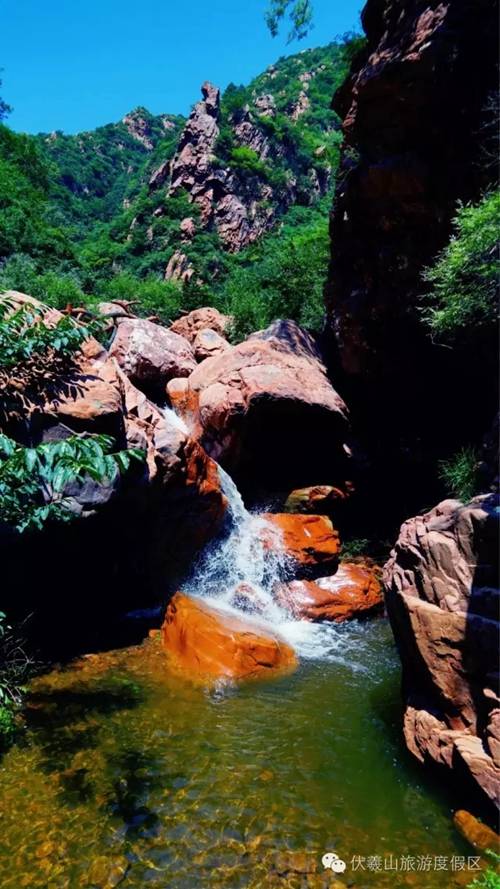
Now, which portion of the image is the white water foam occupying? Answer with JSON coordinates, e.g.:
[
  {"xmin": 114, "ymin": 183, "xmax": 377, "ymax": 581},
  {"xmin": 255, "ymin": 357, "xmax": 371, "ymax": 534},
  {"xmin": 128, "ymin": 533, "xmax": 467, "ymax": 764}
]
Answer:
[
  {"xmin": 183, "ymin": 464, "xmax": 353, "ymax": 663},
  {"xmin": 164, "ymin": 406, "xmax": 189, "ymax": 436}
]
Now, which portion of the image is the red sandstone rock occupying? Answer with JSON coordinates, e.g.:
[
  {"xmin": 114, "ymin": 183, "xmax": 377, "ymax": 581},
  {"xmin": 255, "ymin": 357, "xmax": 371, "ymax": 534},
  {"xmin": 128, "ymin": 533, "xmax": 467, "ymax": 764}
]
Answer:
[
  {"xmin": 260, "ymin": 513, "xmax": 340, "ymax": 570},
  {"xmin": 0, "ymin": 293, "xmax": 227, "ymax": 607},
  {"xmin": 169, "ymin": 307, "xmax": 231, "ymax": 344},
  {"xmin": 277, "ymin": 562, "xmax": 383, "ymax": 622},
  {"xmin": 384, "ymin": 495, "xmax": 500, "ymax": 810},
  {"xmin": 183, "ymin": 319, "xmax": 350, "ymax": 486},
  {"xmin": 108, "ymin": 317, "xmax": 196, "ymax": 395},
  {"xmin": 284, "ymin": 484, "xmax": 353, "ymax": 515},
  {"xmin": 327, "ymin": 0, "xmax": 497, "ymax": 382},
  {"xmin": 453, "ymin": 810, "xmax": 500, "ymax": 853},
  {"xmin": 193, "ymin": 327, "xmax": 229, "ymax": 362},
  {"xmin": 161, "ymin": 592, "xmax": 297, "ymax": 682}
]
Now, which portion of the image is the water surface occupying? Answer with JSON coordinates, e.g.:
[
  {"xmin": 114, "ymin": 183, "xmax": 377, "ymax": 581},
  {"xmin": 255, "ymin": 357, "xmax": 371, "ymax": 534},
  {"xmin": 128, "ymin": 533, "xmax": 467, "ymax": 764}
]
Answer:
[{"xmin": 0, "ymin": 620, "xmax": 474, "ymax": 888}]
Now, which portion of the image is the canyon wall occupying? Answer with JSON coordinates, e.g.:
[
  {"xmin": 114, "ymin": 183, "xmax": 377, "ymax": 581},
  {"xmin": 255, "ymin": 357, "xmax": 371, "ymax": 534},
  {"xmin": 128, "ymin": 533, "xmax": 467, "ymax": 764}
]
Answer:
[{"xmin": 326, "ymin": 0, "xmax": 498, "ymax": 522}]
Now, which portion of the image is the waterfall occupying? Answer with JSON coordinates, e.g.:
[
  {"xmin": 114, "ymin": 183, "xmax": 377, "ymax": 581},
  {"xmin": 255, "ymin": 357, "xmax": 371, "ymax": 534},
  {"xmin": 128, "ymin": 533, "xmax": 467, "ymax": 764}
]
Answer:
[
  {"xmin": 166, "ymin": 406, "xmax": 356, "ymax": 663},
  {"xmin": 184, "ymin": 465, "xmax": 292, "ymax": 628}
]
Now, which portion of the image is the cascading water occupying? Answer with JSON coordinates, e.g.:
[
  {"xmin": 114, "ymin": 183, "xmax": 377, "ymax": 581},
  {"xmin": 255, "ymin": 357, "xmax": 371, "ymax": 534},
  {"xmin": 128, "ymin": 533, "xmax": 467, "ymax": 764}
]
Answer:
[
  {"xmin": 183, "ymin": 464, "xmax": 353, "ymax": 663},
  {"xmin": 165, "ymin": 404, "xmax": 371, "ymax": 665},
  {"xmin": 184, "ymin": 465, "xmax": 293, "ymax": 626}
]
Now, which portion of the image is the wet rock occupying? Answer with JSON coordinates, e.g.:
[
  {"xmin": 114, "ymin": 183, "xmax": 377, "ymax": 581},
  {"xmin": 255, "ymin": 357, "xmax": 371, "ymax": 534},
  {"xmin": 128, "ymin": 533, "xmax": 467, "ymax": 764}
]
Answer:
[
  {"xmin": 453, "ymin": 809, "xmax": 500, "ymax": 852},
  {"xmin": 193, "ymin": 327, "xmax": 230, "ymax": 362},
  {"xmin": 86, "ymin": 855, "xmax": 129, "ymax": 888},
  {"xmin": 166, "ymin": 377, "xmax": 203, "ymax": 439},
  {"xmin": 260, "ymin": 514, "xmax": 340, "ymax": 575},
  {"xmin": 161, "ymin": 592, "xmax": 297, "ymax": 682},
  {"xmin": 108, "ymin": 317, "xmax": 196, "ymax": 398},
  {"xmin": 169, "ymin": 306, "xmax": 231, "ymax": 344},
  {"xmin": 182, "ymin": 319, "xmax": 350, "ymax": 489},
  {"xmin": 384, "ymin": 495, "xmax": 500, "ymax": 810},
  {"xmin": 277, "ymin": 562, "xmax": 383, "ymax": 622},
  {"xmin": 284, "ymin": 484, "xmax": 353, "ymax": 515},
  {"xmin": 229, "ymin": 582, "xmax": 269, "ymax": 615}
]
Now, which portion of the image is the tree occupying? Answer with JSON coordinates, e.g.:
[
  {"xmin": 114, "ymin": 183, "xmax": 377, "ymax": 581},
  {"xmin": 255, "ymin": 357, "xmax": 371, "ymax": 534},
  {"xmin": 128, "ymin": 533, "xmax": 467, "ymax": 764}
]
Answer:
[
  {"xmin": 266, "ymin": 0, "xmax": 314, "ymax": 41},
  {"xmin": 0, "ymin": 73, "xmax": 12, "ymax": 122},
  {"xmin": 422, "ymin": 191, "xmax": 500, "ymax": 338}
]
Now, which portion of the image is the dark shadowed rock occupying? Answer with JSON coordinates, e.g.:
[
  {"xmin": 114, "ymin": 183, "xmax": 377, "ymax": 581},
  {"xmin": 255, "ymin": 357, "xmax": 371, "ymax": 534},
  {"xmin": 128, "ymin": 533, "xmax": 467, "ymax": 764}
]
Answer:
[{"xmin": 172, "ymin": 320, "xmax": 350, "ymax": 490}]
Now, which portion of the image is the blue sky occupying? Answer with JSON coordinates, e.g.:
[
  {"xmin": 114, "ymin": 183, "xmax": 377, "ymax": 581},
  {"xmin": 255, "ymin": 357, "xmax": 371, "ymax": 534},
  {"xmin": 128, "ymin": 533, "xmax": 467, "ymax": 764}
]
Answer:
[{"xmin": 2, "ymin": 0, "xmax": 363, "ymax": 135}]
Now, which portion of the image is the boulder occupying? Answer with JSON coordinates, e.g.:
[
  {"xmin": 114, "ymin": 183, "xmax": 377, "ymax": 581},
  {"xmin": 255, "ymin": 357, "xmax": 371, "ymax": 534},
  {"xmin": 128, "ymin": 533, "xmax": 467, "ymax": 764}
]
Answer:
[
  {"xmin": 193, "ymin": 327, "xmax": 229, "ymax": 362},
  {"xmin": 161, "ymin": 592, "xmax": 297, "ymax": 682},
  {"xmin": 277, "ymin": 562, "xmax": 383, "ymax": 622},
  {"xmin": 453, "ymin": 810, "xmax": 500, "ymax": 853},
  {"xmin": 179, "ymin": 320, "xmax": 350, "ymax": 489},
  {"xmin": 284, "ymin": 484, "xmax": 353, "ymax": 515},
  {"xmin": 384, "ymin": 495, "xmax": 500, "ymax": 810},
  {"xmin": 0, "ymin": 294, "xmax": 227, "ymax": 655},
  {"xmin": 259, "ymin": 513, "xmax": 340, "ymax": 575},
  {"xmin": 108, "ymin": 317, "xmax": 196, "ymax": 398},
  {"xmin": 169, "ymin": 307, "xmax": 231, "ymax": 344}
]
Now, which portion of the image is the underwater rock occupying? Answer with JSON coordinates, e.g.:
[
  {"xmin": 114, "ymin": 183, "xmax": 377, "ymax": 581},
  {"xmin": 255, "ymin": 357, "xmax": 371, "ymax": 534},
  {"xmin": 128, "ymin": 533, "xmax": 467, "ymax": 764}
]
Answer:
[
  {"xmin": 384, "ymin": 495, "xmax": 500, "ymax": 810},
  {"xmin": 453, "ymin": 809, "xmax": 500, "ymax": 853},
  {"xmin": 277, "ymin": 562, "xmax": 383, "ymax": 622},
  {"xmin": 260, "ymin": 513, "xmax": 340, "ymax": 575},
  {"xmin": 161, "ymin": 592, "xmax": 297, "ymax": 682}
]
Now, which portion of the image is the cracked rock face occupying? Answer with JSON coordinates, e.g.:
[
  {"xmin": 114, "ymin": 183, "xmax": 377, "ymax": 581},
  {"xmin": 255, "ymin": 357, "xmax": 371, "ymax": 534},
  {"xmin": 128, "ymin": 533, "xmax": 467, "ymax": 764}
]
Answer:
[
  {"xmin": 326, "ymin": 0, "xmax": 498, "ymax": 381},
  {"xmin": 149, "ymin": 80, "xmax": 328, "ymax": 256},
  {"xmin": 384, "ymin": 495, "xmax": 500, "ymax": 810}
]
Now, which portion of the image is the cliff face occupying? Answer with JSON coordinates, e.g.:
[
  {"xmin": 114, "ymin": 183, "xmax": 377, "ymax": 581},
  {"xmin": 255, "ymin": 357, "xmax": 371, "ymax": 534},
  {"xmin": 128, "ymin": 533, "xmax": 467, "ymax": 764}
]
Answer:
[
  {"xmin": 147, "ymin": 79, "xmax": 330, "ymax": 262},
  {"xmin": 327, "ymin": 0, "xmax": 497, "ymax": 379},
  {"xmin": 384, "ymin": 496, "xmax": 500, "ymax": 813},
  {"xmin": 325, "ymin": 0, "xmax": 498, "ymax": 525}
]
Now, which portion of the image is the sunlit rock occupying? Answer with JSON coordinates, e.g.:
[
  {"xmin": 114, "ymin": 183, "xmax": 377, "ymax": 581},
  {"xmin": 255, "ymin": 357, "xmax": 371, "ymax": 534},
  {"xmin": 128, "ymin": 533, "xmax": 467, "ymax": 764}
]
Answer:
[{"xmin": 161, "ymin": 592, "xmax": 297, "ymax": 682}]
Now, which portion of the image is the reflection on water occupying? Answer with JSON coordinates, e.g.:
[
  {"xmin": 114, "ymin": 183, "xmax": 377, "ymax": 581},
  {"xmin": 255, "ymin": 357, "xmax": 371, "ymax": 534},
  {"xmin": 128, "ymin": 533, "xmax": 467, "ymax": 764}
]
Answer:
[{"xmin": 0, "ymin": 621, "xmax": 474, "ymax": 888}]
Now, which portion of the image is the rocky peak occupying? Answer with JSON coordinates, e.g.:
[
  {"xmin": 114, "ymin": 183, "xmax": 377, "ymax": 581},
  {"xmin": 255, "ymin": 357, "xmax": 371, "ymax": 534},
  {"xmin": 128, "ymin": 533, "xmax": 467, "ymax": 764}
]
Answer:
[
  {"xmin": 200, "ymin": 81, "xmax": 220, "ymax": 117},
  {"xmin": 122, "ymin": 108, "xmax": 155, "ymax": 150},
  {"xmin": 254, "ymin": 94, "xmax": 276, "ymax": 117}
]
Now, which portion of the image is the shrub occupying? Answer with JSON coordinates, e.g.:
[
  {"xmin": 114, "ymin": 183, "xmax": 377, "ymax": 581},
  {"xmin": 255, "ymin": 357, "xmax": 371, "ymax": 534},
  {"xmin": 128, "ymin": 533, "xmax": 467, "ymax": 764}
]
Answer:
[
  {"xmin": 0, "ymin": 611, "xmax": 33, "ymax": 750},
  {"xmin": 467, "ymin": 869, "xmax": 500, "ymax": 889},
  {"xmin": 0, "ymin": 254, "xmax": 87, "ymax": 310},
  {"xmin": 438, "ymin": 446, "xmax": 481, "ymax": 503},
  {"xmin": 0, "ymin": 294, "xmax": 95, "ymax": 370},
  {"xmin": 422, "ymin": 191, "xmax": 500, "ymax": 337},
  {"xmin": 0, "ymin": 433, "xmax": 144, "ymax": 532},
  {"xmin": 97, "ymin": 273, "xmax": 182, "ymax": 325},
  {"xmin": 228, "ymin": 147, "xmax": 269, "ymax": 179}
]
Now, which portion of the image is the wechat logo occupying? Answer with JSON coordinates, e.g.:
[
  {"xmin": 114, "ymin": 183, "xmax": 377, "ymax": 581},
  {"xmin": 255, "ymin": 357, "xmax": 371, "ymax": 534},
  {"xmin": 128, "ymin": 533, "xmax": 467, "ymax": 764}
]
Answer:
[{"xmin": 322, "ymin": 852, "xmax": 347, "ymax": 873}]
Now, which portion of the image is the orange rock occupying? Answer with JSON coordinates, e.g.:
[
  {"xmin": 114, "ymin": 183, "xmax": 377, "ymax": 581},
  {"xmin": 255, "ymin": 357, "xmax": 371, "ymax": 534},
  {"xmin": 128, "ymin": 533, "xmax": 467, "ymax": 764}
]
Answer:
[
  {"xmin": 277, "ymin": 562, "xmax": 383, "ymax": 622},
  {"xmin": 169, "ymin": 307, "xmax": 231, "ymax": 344},
  {"xmin": 161, "ymin": 593, "xmax": 297, "ymax": 682},
  {"xmin": 166, "ymin": 377, "xmax": 203, "ymax": 439},
  {"xmin": 453, "ymin": 810, "xmax": 500, "ymax": 853},
  {"xmin": 260, "ymin": 513, "xmax": 340, "ymax": 569},
  {"xmin": 284, "ymin": 483, "xmax": 355, "ymax": 515}
]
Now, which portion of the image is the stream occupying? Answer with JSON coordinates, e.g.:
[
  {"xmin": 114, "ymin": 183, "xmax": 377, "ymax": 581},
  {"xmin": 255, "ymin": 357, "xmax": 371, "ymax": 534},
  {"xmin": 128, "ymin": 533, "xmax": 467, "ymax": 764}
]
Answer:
[{"xmin": 0, "ymin": 434, "xmax": 475, "ymax": 888}]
